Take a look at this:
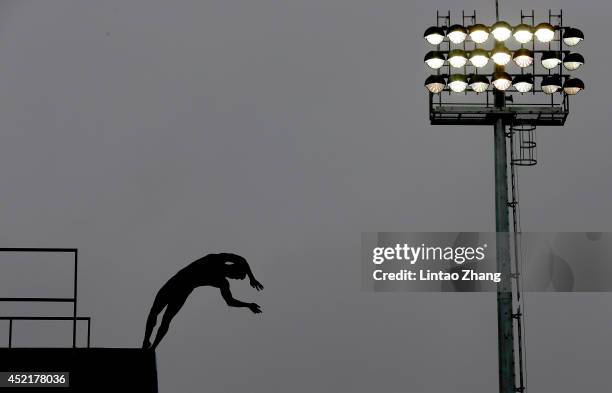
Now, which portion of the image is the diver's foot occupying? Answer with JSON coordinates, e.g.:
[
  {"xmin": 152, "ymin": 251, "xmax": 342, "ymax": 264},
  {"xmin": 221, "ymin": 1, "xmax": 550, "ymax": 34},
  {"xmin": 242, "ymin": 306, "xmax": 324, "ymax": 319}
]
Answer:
[{"xmin": 142, "ymin": 340, "xmax": 152, "ymax": 349}]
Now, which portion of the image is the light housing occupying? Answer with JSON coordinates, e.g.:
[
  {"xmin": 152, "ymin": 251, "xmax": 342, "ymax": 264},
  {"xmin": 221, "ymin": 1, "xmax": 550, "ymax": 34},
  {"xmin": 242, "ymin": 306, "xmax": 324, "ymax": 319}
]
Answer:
[
  {"xmin": 448, "ymin": 74, "xmax": 468, "ymax": 93},
  {"xmin": 563, "ymin": 27, "xmax": 584, "ymax": 46},
  {"xmin": 424, "ymin": 26, "xmax": 446, "ymax": 45},
  {"xmin": 491, "ymin": 46, "xmax": 512, "ymax": 66},
  {"xmin": 424, "ymin": 75, "xmax": 446, "ymax": 94},
  {"xmin": 469, "ymin": 49, "xmax": 489, "ymax": 68},
  {"xmin": 468, "ymin": 74, "xmax": 490, "ymax": 93},
  {"xmin": 513, "ymin": 48, "xmax": 534, "ymax": 68},
  {"xmin": 563, "ymin": 52, "xmax": 584, "ymax": 71},
  {"xmin": 491, "ymin": 21, "xmax": 512, "ymax": 41},
  {"xmin": 513, "ymin": 74, "xmax": 534, "ymax": 93},
  {"xmin": 424, "ymin": 51, "xmax": 446, "ymax": 69},
  {"xmin": 541, "ymin": 51, "xmax": 562, "ymax": 69},
  {"xmin": 448, "ymin": 49, "xmax": 468, "ymax": 68},
  {"xmin": 492, "ymin": 71, "xmax": 512, "ymax": 90},
  {"xmin": 534, "ymin": 23, "xmax": 555, "ymax": 43},
  {"xmin": 541, "ymin": 75, "xmax": 562, "ymax": 94},
  {"xmin": 447, "ymin": 24, "xmax": 468, "ymax": 44},
  {"xmin": 468, "ymin": 24, "xmax": 490, "ymax": 44},
  {"xmin": 513, "ymin": 24, "xmax": 533, "ymax": 44},
  {"xmin": 563, "ymin": 78, "xmax": 585, "ymax": 95}
]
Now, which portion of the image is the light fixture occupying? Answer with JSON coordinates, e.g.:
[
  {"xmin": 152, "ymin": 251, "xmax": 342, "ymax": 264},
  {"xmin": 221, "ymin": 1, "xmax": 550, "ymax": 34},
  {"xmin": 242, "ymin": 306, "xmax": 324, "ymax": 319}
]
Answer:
[
  {"xmin": 563, "ymin": 27, "xmax": 584, "ymax": 46},
  {"xmin": 424, "ymin": 51, "xmax": 446, "ymax": 69},
  {"xmin": 447, "ymin": 24, "xmax": 468, "ymax": 44},
  {"xmin": 513, "ymin": 74, "xmax": 534, "ymax": 93},
  {"xmin": 448, "ymin": 74, "xmax": 468, "ymax": 93},
  {"xmin": 448, "ymin": 49, "xmax": 468, "ymax": 68},
  {"xmin": 424, "ymin": 75, "xmax": 446, "ymax": 93},
  {"xmin": 492, "ymin": 71, "xmax": 512, "ymax": 90},
  {"xmin": 491, "ymin": 21, "xmax": 512, "ymax": 41},
  {"xmin": 541, "ymin": 51, "xmax": 562, "ymax": 69},
  {"xmin": 563, "ymin": 52, "xmax": 584, "ymax": 71},
  {"xmin": 513, "ymin": 24, "xmax": 533, "ymax": 44},
  {"xmin": 563, "ymin": 78, "xmax": 585, "ymax": 95},
  {"xmin": 513, "ymin": 48, "xmax": 534, "ymax": 68},
  {"xmin": 469, "ymin": 49, "xmax": 489, "ymax": 68},
  {"xmin": 541, "ymin": 75, "xmax": 562, "ymax": 94},
  {"xmin": 469, "ymin": 74, "xmax": 490, "ymax": 93},
  {"xmin": 424, "ymin": 26, "xmax": 446, "ymax": 45},
  {"xmin": 534, "ymin": 23, "xmax": 555, "ymax": 43},
  {"xmin": 491, "ymin": 46, "xmax": 512, "ymax": 66},
  {"xmin": 468, "ymin": 24, "xmax": 490, "ymax": 44}
]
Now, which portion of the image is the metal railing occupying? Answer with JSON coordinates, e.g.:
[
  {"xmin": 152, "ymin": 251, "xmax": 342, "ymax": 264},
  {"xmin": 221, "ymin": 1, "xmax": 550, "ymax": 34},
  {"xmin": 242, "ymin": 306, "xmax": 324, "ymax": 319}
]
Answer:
[
  {"xmin": 1, "ymin": 316, "xmax": 91, "ymax": 348},
  {"xmin": 0, "ymin": 248, "xmax": 88, "ymax": 348}
]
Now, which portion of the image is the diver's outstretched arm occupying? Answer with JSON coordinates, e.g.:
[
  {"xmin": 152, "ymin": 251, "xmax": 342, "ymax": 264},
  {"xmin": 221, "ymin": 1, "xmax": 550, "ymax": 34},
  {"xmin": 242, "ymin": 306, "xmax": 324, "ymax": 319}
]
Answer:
[
  {"xmin": 248, "ymin": 274, "xmax": 264, "ymax": 291},
  {"xmin": 220, "ymin": 283, "xmax": 262, "ymax": 313},
  {"xmin": 241, "ymin": 261, "xmax": 264, "ymax": 290}
]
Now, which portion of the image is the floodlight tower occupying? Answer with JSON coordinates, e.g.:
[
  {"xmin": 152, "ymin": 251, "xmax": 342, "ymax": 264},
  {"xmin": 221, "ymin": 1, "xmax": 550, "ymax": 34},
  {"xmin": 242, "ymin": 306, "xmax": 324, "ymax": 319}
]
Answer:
[{"xmin": 423, "ymin": 3, "xmax": 584, "ymax": 393}]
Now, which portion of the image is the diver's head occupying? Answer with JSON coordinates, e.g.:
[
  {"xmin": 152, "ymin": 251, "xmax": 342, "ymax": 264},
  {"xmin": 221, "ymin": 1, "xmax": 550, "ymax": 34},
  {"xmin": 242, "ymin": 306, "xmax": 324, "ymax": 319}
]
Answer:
[{"xmin": 224, "ymin": 258, "xmax": 248, "ymax": 280}]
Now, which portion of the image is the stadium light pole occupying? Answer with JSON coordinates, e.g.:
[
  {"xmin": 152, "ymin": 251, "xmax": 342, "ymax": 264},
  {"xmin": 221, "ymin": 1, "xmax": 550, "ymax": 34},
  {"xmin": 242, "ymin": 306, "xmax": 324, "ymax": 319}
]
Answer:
[
  {"xmin": 424, "ymin": 3, "xmax": 584, "ymax": 393},
  {"xmin": 492, "ymin": 5, "xmax": 514, "ymax": 393}
]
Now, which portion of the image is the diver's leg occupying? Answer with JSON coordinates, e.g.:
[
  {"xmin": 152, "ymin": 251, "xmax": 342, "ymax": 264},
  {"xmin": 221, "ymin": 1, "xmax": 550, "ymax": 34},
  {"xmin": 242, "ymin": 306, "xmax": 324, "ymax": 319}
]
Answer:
[
  {"xmin": 150, "ymin": 295, "xmax": 188, "ymax": 349},
  {"xmin": 143, "ymin": 292, "xmax": 168, "ymax": 349}
]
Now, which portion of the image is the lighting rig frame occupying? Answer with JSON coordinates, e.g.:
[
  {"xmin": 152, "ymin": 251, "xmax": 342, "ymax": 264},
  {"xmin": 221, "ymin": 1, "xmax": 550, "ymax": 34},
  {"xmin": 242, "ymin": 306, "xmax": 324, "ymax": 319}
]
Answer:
[{"xmin": 425, "ymin": 9, "xmax": 583, "ymax": 126}]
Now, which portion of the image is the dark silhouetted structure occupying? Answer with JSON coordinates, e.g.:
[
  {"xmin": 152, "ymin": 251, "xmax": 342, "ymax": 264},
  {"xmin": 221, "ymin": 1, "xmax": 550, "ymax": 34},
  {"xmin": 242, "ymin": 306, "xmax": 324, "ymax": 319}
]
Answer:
[
  {"xmin": 143, "ymin": 253, "xmax": 263, "ymax": 349},
  {"xmin": 0, "ymin": 249, "xmax": 158, "ymax": 392},
  {"xmin": 0, "ymin": 348, "xmax": 158, "ymax": 392}
]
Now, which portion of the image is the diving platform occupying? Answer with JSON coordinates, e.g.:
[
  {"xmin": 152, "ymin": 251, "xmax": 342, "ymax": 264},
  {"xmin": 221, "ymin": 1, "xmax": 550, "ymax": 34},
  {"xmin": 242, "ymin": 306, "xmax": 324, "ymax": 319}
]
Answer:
[{"xmin": 0, "ymin": 348, "xmax": 158, "ymax": 392}]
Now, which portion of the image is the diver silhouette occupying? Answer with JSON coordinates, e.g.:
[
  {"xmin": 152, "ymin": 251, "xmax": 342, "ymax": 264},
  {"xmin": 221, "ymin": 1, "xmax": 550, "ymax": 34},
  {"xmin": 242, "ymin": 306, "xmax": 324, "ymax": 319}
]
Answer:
[{"xmin": 142, "ymin": 253, "xmax": 263, "ymax": 349}]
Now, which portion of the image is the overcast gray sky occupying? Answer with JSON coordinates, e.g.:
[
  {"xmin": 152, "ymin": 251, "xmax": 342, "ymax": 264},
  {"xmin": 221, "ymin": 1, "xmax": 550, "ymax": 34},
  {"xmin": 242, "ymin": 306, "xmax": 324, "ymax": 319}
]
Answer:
[{"xmin": 0, "ymin": 0, "xmax": 611, "ymax": 392}]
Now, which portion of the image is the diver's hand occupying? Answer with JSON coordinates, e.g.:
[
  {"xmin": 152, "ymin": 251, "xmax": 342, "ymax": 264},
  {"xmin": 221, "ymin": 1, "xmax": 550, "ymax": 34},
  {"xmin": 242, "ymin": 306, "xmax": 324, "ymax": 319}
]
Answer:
[
  {"xmin": 248, "ymin": 303, "xmax": 262, "ymax": 314},
  {"xmin": 250, "ymin": 279, "xmax": 264, "ymax": 291}
]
